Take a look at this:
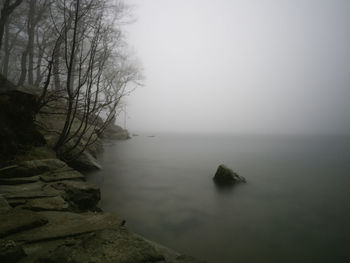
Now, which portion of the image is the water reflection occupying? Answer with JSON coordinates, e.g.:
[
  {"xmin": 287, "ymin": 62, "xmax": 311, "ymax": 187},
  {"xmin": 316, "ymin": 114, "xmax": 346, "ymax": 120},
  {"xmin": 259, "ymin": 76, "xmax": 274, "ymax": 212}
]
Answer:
[
  {"xmin": 213, "ymin": 179, "xmax": 237, "ymax": 193},
  {"xmin": 88, "ymin": 134, "xmax": 350, "ymax": 263}
]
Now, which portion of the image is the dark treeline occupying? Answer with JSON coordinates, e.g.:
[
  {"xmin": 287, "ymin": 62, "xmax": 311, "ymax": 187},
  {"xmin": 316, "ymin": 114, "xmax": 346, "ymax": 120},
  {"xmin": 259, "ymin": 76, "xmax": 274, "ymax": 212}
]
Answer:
[{"xmin": 0, "ymin": 0, "xmax": 142, "ymax": 160}]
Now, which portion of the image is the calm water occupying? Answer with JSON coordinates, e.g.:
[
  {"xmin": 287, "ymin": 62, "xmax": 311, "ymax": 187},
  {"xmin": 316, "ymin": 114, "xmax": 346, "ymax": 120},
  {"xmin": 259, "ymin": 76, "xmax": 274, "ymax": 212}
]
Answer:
[{"xmin": 87, "ymin": 134, "xmax": 350, "ymax": 263}]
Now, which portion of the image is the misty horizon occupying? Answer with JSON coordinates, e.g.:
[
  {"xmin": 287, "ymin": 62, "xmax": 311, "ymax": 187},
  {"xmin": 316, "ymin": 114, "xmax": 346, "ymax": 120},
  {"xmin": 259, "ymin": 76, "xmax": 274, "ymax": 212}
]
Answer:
[
  {"xmin": 1, "ymin": 1, "xmax": 349, "ymax": 262},
  {"xmin": 121, "ymin": 0, "xmax": 350, "ymax": 135}
]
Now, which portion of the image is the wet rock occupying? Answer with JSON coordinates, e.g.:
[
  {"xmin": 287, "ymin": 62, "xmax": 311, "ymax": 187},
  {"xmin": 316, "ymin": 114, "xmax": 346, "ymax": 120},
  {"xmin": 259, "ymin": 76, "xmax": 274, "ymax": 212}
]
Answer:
[
  {"xmin": 52, "ymin": 180, "xmax": 100, "ymax": 211},
  {"xmin": 38, "ymin": 228, "xmax": 165, "ymax": 263},
  {"xmin": 7, "ymin": 212, "xmax": 125, "ymax": 243},
  {"xmin": 24, "ymin": 196, "xmax": 69, "ymax": 211},
  {"xmin": 40, "ymin": 166, "xmax": 84, "ymax": 182},
  {"xmin": 213, "ymin": 164, "xmax": 246, "ymax": 185},
  {"xmin": 0, "ymin": 239, "xmax": 25, "ymax": 263},
  {"xmin": 0, "ymin": 209, "xmax": 48, "ymax": 238}
]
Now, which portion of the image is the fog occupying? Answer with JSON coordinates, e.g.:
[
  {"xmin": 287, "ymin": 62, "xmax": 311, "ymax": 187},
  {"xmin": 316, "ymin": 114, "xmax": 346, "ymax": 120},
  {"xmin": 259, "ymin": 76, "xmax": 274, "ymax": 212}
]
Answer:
[{"xmin": 122, "ymin": 0, "xmax": 350, "ymax": 135}]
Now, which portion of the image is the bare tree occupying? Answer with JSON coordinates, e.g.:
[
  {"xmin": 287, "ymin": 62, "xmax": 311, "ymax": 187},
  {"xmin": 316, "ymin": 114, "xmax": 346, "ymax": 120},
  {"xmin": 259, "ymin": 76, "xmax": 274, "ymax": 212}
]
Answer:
[
  {"xmin": 34, "ymin": 0, "xmax": 142, "ymax": 161},
  {"xmin": 0, "ymin": 2, "xmax": 26, "ymax": 80},
  {"xmin": 1, "ymin": 0, "xmax": 141, "ymax": 161},
  {"xmin": 0, "ymin": 0, "xmax": 23, "ymax": 50},
  {"xmin": 17, "ymin": 0, "xmax": 49, "ymax": 86}
]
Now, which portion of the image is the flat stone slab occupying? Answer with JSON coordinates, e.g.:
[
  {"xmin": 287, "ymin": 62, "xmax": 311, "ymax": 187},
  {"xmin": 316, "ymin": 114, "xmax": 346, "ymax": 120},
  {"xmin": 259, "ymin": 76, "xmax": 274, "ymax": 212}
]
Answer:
[
  {"xmin": 0, "ymin": 159, "xmax": 67, "ymax": 178},
  {"xmin": 0, "ymin": 165, "xmax": 18, "ymax": 179},
  {"xmin": 0, "ymin": 181, "xmax": 44, "ymax": 194},
  {"xmin": 0, "ymin": 175, "xmax": 40, "ymax": 185},
  {"xmin": 1, "ymin": 183, "xmax": 61, "ymax": 200},
  {"xmin": 4, "ymin": 190, "xmax": 58, "ymax": 200},
  {"xmin": 0, "ymin": 209, "xmax": 48, "ymax": 238},
  {"xmin": 39, "ymin": 211, "xmax": 92, "ymax": 221},
  {"xmin": 0, "ymin": 195, "xmax": 11, "ymax": 212},
  {"xmin": 7, "ymin": 212, "xmax": 125, "ymax": 243},
  {"xmin": 40, "ymin": 167, "xmax": 84, "ymax": 182},
  {"xmin": 37, "ymin": 228, "xmax": 165, "ymax": 263},
  {"xmin": 24, "ymin": 196, "xmax": 69, "ymax": 211},
  {"xmin": 7, "ymin": 199, "xmax": 27, "ymax": 207}
]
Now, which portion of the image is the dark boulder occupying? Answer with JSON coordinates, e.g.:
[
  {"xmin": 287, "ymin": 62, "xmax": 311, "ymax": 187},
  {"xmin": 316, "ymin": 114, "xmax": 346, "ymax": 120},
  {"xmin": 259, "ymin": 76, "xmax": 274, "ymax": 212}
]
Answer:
[
  {"xmin": 0, "ymin": 76, "xmax": 45, "ymax": 162},
  {"xmin": 213, "ymin": 164, "xmax": 246, "ymax": 185},
  {"xmin": 52, "ymin": 181, "xmax": 100, "ymax": 211}
]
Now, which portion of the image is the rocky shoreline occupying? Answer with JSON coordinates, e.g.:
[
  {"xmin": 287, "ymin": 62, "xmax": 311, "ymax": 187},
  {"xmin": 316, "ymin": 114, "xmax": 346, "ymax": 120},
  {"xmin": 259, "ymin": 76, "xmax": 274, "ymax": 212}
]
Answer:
[
  {"xmin": 0, "ymin": 157, "xmax": 205, "ymax": 263},
  {"xmin": 0, "ymin": 78, "xmax": 205, "ymax": 262}
]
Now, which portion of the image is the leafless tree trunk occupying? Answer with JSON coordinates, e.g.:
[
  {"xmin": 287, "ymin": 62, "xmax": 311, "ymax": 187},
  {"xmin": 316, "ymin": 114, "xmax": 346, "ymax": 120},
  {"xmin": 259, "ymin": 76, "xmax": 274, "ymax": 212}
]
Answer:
[
  {"xmin": 17, "ymin": 0, "xmax": 47, "ymax": 86},
  {"xmin": 0, "ymin": 0, "xmax": 23, "ymax": 50},
  {"xmin": 1, "ymin": 18, "xmax": 9, "ymax": 76},
  {"xmin": 52, "ymin": 36, "xmax": 62, "ymax": 90},
  {"xmin": 54, "ymin": 0, "xmax": 80, "ymax": 150},
  {"xmin": 0, "ymin": 0, "xmax": 142, "ymax": 160}
]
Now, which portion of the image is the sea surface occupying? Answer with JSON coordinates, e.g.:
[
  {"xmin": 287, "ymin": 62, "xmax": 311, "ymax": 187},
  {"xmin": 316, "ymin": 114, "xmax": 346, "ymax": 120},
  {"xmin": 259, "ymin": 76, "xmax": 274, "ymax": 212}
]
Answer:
[{"xmin": 87, "ymin": 133, "xmax": 350, "ymax": 263}]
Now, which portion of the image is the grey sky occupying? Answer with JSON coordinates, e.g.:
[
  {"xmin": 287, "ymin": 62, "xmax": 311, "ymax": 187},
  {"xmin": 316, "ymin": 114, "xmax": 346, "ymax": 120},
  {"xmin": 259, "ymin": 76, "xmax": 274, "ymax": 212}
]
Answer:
[{"xmin": 121, "ymin": 0, "xmax": 350, "ymax": 134}]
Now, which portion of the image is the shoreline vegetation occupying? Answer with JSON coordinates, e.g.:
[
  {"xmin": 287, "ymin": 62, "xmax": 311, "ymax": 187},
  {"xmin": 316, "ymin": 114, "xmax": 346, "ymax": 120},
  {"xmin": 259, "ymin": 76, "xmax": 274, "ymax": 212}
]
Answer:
[{"xmin": 0, "ymin": 79, "xmax": 205, "ymax": 262}]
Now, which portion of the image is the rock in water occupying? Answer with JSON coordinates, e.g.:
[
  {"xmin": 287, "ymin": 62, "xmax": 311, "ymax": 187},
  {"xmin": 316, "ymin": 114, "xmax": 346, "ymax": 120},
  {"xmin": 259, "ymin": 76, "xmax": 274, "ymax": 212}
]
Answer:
[{"xmin": 213, "ymin": 164, "xmax": 246, "ymax": 185}]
